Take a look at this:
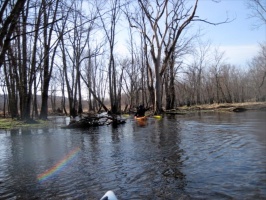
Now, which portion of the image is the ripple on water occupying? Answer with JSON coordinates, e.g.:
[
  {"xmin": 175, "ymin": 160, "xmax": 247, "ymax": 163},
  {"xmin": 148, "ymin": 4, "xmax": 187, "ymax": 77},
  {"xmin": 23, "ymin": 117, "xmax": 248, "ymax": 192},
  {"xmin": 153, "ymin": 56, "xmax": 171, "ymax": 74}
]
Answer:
[
  {"xmin": 180, "ymin": 114, "xmax": 266, "ymax": 199},
  {"xmin": 0, "ymin": 112, "xmax": 265, "ymax": 199}
]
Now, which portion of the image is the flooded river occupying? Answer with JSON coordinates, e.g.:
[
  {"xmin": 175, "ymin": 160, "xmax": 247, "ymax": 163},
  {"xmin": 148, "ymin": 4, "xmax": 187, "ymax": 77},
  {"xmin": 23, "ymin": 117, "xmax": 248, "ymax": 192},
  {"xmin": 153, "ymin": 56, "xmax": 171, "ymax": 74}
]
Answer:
[{"xmin": 0, "ymin": 111, "xmax": 265, "ymax": 199}]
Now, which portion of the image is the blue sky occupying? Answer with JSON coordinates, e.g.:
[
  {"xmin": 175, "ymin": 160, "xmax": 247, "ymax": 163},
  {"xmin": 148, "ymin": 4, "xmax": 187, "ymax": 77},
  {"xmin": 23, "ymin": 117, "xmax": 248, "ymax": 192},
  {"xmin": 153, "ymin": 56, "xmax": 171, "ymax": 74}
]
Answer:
[
  {"xmin": 195, "ymin": 0, "xmax": 266, "ymax": 67},
  {"xmin": 116, "ymin": 0, "xmax": 265, "ymax": 67}
]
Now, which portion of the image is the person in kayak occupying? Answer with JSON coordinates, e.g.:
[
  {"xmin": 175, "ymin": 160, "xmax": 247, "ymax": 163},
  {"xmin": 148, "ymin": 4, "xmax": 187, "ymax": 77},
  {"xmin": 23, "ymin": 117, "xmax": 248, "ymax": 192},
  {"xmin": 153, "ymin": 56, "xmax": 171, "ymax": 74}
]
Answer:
[{"xmin": 135, "ymin": 105, "xmax": 150, "ymax": 118}]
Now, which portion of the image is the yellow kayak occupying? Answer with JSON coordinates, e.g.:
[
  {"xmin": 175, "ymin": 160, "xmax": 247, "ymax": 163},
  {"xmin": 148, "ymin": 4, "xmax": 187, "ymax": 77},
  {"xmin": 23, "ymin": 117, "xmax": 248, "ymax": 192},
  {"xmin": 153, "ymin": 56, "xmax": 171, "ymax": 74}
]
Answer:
[{"xmin": 153, "ymin": 115, "xmax": 162, "ymax": 119}]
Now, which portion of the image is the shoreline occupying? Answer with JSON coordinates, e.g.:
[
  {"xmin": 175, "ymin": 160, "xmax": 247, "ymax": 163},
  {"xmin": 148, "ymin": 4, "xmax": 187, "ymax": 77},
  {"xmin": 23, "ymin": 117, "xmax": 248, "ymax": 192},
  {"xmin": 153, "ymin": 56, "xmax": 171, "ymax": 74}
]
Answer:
[
  {"xmin": 1, "ymin": 102, "xmax": 266, "ymax": 130},
  {"xmin": 177, "ymin": 102, "xmax": 266, "ymax": 112}
]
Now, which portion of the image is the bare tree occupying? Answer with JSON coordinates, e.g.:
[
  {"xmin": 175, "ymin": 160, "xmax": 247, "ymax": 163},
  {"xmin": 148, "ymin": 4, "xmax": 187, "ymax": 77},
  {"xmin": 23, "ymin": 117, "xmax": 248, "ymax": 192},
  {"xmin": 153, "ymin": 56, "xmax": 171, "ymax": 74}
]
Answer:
[
  {"xmin": 2, "ymin": 0, "xmax": 43, "ymax": 120},
  {"xmin": 0, "ymin": 0, "xmax": 27, "ymax": 68},
  {"xmin": 66, "ymin": 0, "xmax": 93, "ymax": 116},
  {"xmin": 2, "ymin": 46, "xmax": 19, "ymax": 118},
  {"xmin": 126, "ymin": 0, "xmax": 229, "ymax": 114},
  {"xmin": 57, "ymin": 0, "xmax": 105, "ymax": 116},
  {"xmin": 39, "ymin": 0, "xmax": 62, "ymax": 119},
  {"xmin": 188, "ymin": 39, "xmax": 211, "ymax": 105},
  {"xmin": 97, "ymin": 0, "xmax": 121, "ymax": 114},
  {"xmin": 211, "ymin": 48, "xmax": 226, "ymax": 103},
  {"xmin": 86, "ymin": 50, "xmax": 107, "ymax": 112},
  {"xmin": 248, "ymin": 43, "xmax": 266, "ymax": 101},
  {"xmin": 247, "ymin": 0, "xmax": 266, "ymax": 28}
]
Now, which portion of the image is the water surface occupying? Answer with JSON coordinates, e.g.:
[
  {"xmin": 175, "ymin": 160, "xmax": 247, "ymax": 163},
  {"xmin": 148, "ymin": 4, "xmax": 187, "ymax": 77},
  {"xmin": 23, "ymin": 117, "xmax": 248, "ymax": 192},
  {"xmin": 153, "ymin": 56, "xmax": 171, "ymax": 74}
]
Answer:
[{"xmin": 0, "ymin": 111, "xmax": 265, "ymax": 199}]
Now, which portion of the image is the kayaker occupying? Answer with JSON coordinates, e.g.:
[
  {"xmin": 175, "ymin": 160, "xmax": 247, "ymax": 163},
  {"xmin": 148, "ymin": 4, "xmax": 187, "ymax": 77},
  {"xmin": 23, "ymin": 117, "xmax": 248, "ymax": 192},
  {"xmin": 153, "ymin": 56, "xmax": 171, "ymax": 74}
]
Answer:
[{"xmin": 135, "ymin": 105, "xmax": 149, "ymax": 118}]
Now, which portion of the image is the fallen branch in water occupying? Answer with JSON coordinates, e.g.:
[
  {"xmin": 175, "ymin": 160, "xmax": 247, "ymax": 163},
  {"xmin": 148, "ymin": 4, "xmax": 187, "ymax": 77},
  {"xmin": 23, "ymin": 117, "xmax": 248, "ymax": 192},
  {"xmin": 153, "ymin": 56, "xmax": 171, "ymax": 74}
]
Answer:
[{"xmin": 62, "ymin": 114, "xmax": 126, "ymax": 129}]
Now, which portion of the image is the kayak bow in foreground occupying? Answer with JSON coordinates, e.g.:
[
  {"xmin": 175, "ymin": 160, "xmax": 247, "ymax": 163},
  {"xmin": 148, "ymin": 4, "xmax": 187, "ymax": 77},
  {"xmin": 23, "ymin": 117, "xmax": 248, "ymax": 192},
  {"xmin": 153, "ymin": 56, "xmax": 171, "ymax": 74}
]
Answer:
[{"xmin": 100, "ymin": 190, "xmax": 118, "ymax": 200}]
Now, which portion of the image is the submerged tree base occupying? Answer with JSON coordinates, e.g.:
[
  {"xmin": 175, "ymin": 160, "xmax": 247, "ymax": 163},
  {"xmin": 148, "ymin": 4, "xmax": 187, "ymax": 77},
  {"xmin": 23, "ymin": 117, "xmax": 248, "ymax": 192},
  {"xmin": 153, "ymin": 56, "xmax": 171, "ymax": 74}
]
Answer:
[{"xmin": 62, "ymin": 114, "xmax": 126, "ymax": 129}]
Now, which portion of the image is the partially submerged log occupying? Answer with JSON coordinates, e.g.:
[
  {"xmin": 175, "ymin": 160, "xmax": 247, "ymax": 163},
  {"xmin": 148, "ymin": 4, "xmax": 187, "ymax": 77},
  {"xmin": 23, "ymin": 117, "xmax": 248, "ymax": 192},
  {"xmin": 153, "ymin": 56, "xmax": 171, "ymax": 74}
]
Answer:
[
  {"xmin": 62, "ymin": 114, "xmax": 126, "ymax": 129},
  {"xmin": 165, "ymin": 109, "xmax": 186, "ymax": 115},
  {"xmin": 232, "ymin": 107, "xmax": 247, "ymax": 112}
]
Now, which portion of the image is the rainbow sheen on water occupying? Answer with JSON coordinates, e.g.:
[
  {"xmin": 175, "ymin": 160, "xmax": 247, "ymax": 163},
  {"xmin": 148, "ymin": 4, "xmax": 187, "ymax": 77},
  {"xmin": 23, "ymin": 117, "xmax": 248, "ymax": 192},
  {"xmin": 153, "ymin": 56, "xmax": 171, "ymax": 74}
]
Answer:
[{"xmin": 37, "ymin": 147, "xmax": 80, "ymax": 182}]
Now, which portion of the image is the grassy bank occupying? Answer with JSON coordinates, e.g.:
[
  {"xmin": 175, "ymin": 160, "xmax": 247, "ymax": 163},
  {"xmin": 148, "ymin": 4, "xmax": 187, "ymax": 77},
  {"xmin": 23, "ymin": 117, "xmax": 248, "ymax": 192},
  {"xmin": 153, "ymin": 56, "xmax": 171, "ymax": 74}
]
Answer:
[
  {"xmin": 0, "ymin": 119, "xmax": 51, "ymax": 130},
  {"xmin": 177, "ymin": 102, "xmax": 266, "ymax": 112}
]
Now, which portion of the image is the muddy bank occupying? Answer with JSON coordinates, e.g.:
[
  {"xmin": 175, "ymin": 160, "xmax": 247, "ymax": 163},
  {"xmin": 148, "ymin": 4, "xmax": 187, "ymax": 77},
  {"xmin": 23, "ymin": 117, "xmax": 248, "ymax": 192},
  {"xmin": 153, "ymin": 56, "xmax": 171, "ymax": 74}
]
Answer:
[{"xmin": 177, "ymin": 102, "xmax": 266, "ymax": 112}]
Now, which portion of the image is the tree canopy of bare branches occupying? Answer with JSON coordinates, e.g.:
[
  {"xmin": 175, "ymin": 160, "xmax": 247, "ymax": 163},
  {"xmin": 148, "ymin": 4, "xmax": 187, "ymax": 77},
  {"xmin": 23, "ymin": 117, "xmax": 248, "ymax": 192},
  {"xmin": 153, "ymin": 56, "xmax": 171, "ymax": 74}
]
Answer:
[
  {"xmin": 0, "ymin": 0, "xmax": 264, "ymax": 120},
  {"xmin": 247, "ymin": 0, "xmax": 266, "ymax": 28}
]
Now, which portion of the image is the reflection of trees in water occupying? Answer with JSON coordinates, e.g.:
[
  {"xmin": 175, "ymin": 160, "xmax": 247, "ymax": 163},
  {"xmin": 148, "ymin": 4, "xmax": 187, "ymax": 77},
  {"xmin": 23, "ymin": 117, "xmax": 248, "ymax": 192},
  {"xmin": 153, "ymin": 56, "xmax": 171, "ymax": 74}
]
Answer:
[
  {"xmin": 6, "ymin": 129, "xmax": 42, "ymax": 197},
  {"xmin": 111, "ymin": 126, "xmax": 121, "ymax": 143},
  {"xmin": 146, "ymin": 118, "xmax": 187, "ymax": 197}
]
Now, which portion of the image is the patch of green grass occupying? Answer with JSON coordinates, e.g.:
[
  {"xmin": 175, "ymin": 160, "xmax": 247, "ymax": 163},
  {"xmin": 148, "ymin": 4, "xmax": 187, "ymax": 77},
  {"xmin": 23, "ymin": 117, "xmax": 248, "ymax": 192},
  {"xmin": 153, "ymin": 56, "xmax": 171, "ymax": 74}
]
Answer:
[
  {"xmin": 0, "ymin": 118, "xmax": 51, "ymax": 129},
  {"xmin": 0, "ymin": 119, "xmax": 18, "ymax": 129}
]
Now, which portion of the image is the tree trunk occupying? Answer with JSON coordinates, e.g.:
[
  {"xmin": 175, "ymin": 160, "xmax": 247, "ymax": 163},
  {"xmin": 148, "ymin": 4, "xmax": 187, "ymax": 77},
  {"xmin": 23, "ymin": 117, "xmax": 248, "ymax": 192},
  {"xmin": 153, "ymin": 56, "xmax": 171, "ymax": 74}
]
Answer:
[
  {"xmin": 0, "ymin": 0, "xmax": 27, "ymax": 68},
  {"xmin": 77, "ymin": 70, "xmax": 83, "ymax": 114},
  {"xmin": 3, "ymin": 54, "xmax": 18, "ymax": 118},
  {"xmin": 39, "ymin": 0, "xmax": 59, "ymax": 119}
]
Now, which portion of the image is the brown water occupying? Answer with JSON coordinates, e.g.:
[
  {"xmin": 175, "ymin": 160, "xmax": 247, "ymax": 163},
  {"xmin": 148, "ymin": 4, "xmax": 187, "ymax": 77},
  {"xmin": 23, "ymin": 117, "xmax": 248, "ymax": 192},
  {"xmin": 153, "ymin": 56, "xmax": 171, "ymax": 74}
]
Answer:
[{"xmin": 0, "ymin": 111, "xmax": 265, "ymax": 199}]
